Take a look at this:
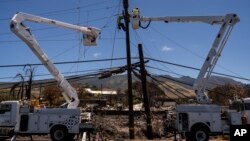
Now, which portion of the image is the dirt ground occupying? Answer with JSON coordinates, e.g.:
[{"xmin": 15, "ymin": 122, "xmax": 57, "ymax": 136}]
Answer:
[{"xmin": 6, "ymin": 136, "xmax": 229, "ymax": 141}]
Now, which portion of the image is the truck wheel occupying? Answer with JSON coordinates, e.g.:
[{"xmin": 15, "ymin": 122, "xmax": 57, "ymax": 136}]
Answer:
[
  {"xmin": 190, "ymin": 126, "xmax": 209, "ymax": 141},
  {"xmin": 50, "ymin": 126, "xmax": 68, "ymax": 141}
]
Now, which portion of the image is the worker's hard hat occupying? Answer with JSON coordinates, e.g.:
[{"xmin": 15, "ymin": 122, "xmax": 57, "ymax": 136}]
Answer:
[{"xmin": 132, "ymin": 8, "xmax": 140, "ymax": 15}]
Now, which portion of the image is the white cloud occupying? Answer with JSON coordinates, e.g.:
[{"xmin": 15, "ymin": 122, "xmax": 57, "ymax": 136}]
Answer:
[
  {"xmin": 162, "ymin": 46, "xmax": 173, "ymax": 52},
  {"xmin": 93, "ymin": 53, "xmax": 101, "ymax": 57}
]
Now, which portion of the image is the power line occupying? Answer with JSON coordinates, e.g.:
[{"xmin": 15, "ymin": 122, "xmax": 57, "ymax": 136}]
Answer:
[
  {"xmin": 0, "ymin": 0, "xmax": 111, "ymax": 21},
  {"xmin": 146, "ymin": 57, "xmax": 250, "ymax": 82},
  {"xmin": 148, "ymin": 73, "xmax": 189, "ymax": 98},
  {"xmin": 0, "ymin": 64, "xmax": 134, "ymax": 89},
  {"xmin": 0, "ymin": 37, "xmax": 125, "ymax": 43},
  {"xmin": 0, "ymin": 6, "xmax": 119, "ymax": 36},
  {"xmin": 148, "ymin": 72, "xmax": 238, "ymax": 101},
  {"xmin": 0, "ymin": 39, "xmax": 77, "ymax": 43},
  {"xmin": 147, "ymin": 75, "xmax": 178, "ymax": 99},
  {"xmin": 109, "ymin": 0, "xmax": 122, "ymax": 68},
  {"xmin": 149, "ymin": 26, "xmax": 244, "ymax": 78},
  {"xmin": 38, "ymin": 0, "xmax": 110, "ymax": 16},
  {"xmin": 0, "ymin": 72, "xmax": 100, "ymax": 90},
  {"xmin": 0, "ymin": 15, "xmax": 118, "ymax": 37},
  {"xmin": 148, "ymin": 66, "xmax": 226, "ymax": 87},
  {"xmin": 0, "ymin": 58, "xmax": 129, "ymax": 68},
  {"xmin": 146, "ymin": 65, "xmax": 184, "ymax": 77},
  {"xmin": 1, "ymin": 57, "xmax": 249, "ymax": 82}
]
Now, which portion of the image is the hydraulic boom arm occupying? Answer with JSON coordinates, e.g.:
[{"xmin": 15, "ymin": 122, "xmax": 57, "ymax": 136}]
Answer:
[
  {"xmin": 10, "ymin": 12, "xmax": 101, "ymax": 108},
  {"xmin": 131, "ymin": 9, "xmax": 239, "ymax": 103}
]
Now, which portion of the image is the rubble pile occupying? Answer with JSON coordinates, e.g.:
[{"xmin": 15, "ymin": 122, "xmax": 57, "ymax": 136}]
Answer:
[{"xmin": 93, "ymin": 114, "xmax": 167, "ymax": 140}]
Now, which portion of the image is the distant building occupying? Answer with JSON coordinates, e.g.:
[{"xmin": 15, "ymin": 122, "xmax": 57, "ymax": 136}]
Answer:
[
  {"xmin": 80, "ymin": 88, "xmax": 124, "ymax": 106},
  {"xmin": 85, "ymin": 88, "xmax": 117, "ymax": 95}
]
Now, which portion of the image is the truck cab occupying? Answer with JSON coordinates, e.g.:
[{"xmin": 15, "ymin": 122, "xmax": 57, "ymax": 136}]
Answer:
[
  {"xmin": 175, "ymin": 99, "xmax": 250, "ymax": 141},
  {"xmin": 0, "ymin": 101, "xmax": 20, "ymax": 127},
  {"xmin": 229, "ymin": 98, "xmax": 250, "ymax": 125},
  {"xmin": 0, "ymin": 101, "xmax": 20, "ymax": 138}
]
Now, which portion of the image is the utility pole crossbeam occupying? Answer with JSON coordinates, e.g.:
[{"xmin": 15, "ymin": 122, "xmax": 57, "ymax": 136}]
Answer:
[
  {"xmin": 138, "ymin": 44, "xmax": 153, "ymax": 139},
  {"xmin": 123, "ymin": 0, "xmax": 135, "ymax": 139}
]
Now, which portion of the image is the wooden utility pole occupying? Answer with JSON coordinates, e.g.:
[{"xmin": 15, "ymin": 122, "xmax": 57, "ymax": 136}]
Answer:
[
  {"xmin": 138, "ymin": 44, "xmax": 153, "ymax": 139},
  {"xmin": 123, "ymin": 0, "xmax": 135, "ymax": 139}
]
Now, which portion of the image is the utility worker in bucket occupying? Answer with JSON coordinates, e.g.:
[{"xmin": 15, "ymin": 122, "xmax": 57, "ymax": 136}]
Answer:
[
  {"xmin": 132, "ymin": 7, "xmax": 140, "ymax": 18},
  {"xmin": 131, "ymin": 8, "xmax": 140, "ymax": 29},
  {"xmin": 117, "ymin": 15, "xmax": 126, "ymax": 31}
]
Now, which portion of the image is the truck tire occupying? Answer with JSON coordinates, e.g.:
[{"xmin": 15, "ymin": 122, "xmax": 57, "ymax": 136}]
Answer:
[
  {"xmin": 50, "ymin": 126, "xmax": 68, "ymax": 141},
  {"xmin": 190, "ymin": 126, "xmax": 209, "ymax": 141}
]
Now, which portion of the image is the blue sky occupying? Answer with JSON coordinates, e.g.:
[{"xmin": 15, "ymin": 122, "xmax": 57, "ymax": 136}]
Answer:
[{"xmin": 0, "ymin": 0, "xmax": 249, "ymax": 84}]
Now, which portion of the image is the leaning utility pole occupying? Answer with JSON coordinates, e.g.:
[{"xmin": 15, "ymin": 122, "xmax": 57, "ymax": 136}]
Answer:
[
  {"xmin": 123, "ymin": 0, "xmax": 135, "ymax": 139},
  {"xmin": 138, "ymin": 44, "xmax": 153, "ymax": 139}
]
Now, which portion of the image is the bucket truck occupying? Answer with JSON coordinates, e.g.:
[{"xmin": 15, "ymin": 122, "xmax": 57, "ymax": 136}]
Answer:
[
  {"xmin": 132, "ymin": 9, "xmax": 250, "ymax": 141},
  {"xmin": 0, "ymin": 12, "xmax": 100, "ymax": 141}
]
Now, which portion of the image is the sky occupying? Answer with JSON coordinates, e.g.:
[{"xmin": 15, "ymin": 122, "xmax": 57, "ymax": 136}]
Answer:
[{"xmin": 0, "ymin": 0, "xmax": 249, "ymax": 84}]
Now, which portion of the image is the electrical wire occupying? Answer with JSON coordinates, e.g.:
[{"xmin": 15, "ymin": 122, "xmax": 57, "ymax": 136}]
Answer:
[
  {"xmin": 51, "ymin": 43, "xmax": 79, "ymax": 60},
  {"xmin": 1, "ymin": 37, "xmax": 125, "ymax": 44},
  {"xmin": 147, "ymin": 73, "xmax": 189, "ymax": 98},
  {"xmin": 0, "ymin": 0, "xmax": 110, "ymax": 21},
  {"xmin": 145, "ymin": 65, "xmax": 184, "ymax": 77},
  {"xmin": 146, "ymin": 57, "xmax": 250, "ymax": 82},
  {"xmin": 103, "ymin": 0, "xmax": 122, "ymax": 68},
  {"xmin": 149, "ymin": 25, "xmax": 244, "ymax": 78},
  {"xmin": 146, "ymin": 65, "xmax": 227, "ymax": 89},
  {"xmin": 1, "ymin": 57, "xmax": 249, "ymax": 82},
  {"xmin": 133, "ymin": 29, "xmax": 180, "ymax": 79},
  {"xmin": 0, "ymin": 4, "xmax": 119, "ymax": 36},
  {"xmin": 147, "ymin": 75, "xmax": 176, "ymax": 99},
  {"xmin": 0, "ymin": 58, "xmax": 129, "ymax": 68},
  {"xmin": 0, "ymin": 66, "xmax": 115, "ymax": 81},
  {"xmin": 0, "ymin": 15, "xmax": 118, "ymax": 37},
  {"xmin": 76, "ymin": 0, "xmax": 82, "ymax": 75}
]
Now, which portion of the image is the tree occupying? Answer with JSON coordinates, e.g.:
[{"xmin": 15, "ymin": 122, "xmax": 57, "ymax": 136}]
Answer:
[
  {"xmin": 0, "ymin": 89, "xmax": 10, "ymax": 102},
  {"xmin": 208, "ymin": 84, "xmax": 245, "ymax": 105},
  {"xmin": 74, "ymin": 84, "xmax": 92, "ymax": 99},
  {"xmin": 244, "ymin": 85, "xmax": 250, "ymax": 97},
  {"xmin": 42, "ymin": 85, "xmax": 62, "ymax": 106}
]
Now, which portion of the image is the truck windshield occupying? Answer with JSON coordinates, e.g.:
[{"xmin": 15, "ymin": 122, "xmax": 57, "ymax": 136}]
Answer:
[
  {"xmin": 0, "ymin": 104, "xmax": 11, "ymax": 114},
  {"xmin": 230, "ymin": 101, "xmax": 244, "ymax": 111},
  {"xmin": 230, "ymin": 101, "xmax": 250, "ymax": 111},
  {"xmin": 244, "ymin": 103, "xmax": 250, "ymax": 110}
]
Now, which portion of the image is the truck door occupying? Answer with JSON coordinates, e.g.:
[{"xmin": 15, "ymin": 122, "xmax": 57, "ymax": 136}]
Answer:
[{"xmin": 20, "ymin": 115, "xmax": 29, "ymax": 131}]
